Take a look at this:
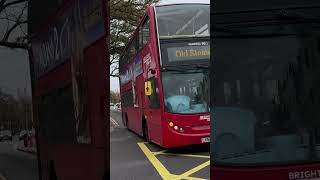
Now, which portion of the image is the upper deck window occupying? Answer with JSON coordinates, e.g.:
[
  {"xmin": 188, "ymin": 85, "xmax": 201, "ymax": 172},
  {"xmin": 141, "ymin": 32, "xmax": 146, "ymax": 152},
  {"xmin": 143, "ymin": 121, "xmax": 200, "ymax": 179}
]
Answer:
[{"xmin": 155, "ymin": 4, "xmax": 209, "ymax": 38}]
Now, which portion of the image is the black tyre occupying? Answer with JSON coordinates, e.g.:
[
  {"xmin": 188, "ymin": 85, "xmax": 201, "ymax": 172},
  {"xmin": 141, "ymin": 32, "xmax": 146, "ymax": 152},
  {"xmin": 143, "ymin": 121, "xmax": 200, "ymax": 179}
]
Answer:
[
  {"xmin": 122, "ymin": 113, "xmax": 128, "ymax": 127},
  {"xmin": 143, "ymin": 120, "xmax": 150, "ymax": 142},
  {"xmin": 49, "ymin": 161, "xmax": 57, "ymax": 180}
]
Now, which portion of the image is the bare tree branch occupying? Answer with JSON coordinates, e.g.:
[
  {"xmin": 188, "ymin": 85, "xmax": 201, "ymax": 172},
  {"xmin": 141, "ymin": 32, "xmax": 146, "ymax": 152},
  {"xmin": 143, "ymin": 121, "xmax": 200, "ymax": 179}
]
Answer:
[
  {"xmin": 0, "ymin": 41, "xmax": 28, "ymax": 49},
  {"xmin": 0, "ymin": 0, "xmax": 28, "ymax": 12},
  {"xmin": 110, "ymin": 54, "xmax": 119, "ymax": 64},
  {"xmin": 110, "ymin": 73, "xmax": 119, "ymax": 78},
  {"xmin": 0, "ymin": 0, "xmax": 29, "ymax": 50},
  {"xmin": 3, "ymin": 20, "xmax": 27, "ymax": 41},
  {"xmin": 0, "ymin": 0, "xmax": 6, "ymax": 9},
  {"xmin": 110, "ymin": 0, "xmax": 155, "ymax": 76},
  {"xmin": 110, "ymin": 67, "xmax": 119, "ymax": 77}
]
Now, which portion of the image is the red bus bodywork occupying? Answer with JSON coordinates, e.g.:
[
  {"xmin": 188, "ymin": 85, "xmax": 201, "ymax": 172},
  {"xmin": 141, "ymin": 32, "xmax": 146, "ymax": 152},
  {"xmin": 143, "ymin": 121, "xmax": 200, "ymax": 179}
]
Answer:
[
  {"xmin": 29, "ymin": 0, "xmax": 109, "ymax": 179},
  {"xmin": 120, "ymin": 4, "xmax": 210, "ymax": 148}
]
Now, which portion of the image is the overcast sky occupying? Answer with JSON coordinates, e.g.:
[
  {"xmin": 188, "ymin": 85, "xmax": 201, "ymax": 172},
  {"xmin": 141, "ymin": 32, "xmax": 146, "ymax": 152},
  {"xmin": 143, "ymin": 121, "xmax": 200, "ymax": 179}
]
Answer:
[
  {"xmin": 110, "ymin": 76, "xmax": 119, "ymax": 92},
  {"xmin": 0, "ymin": 48, "xmax": 119, "ymax": 98},
  {"xmin": 0, "ymin": 47, "xmax": 120, "ymax": 98},
  {"xmin": 0, "ymin": 45, "xmax": 119, "ymax": 98},
  {"xmin": 0, "ymin": 48, "xmax": 31, "ymax": 98}
]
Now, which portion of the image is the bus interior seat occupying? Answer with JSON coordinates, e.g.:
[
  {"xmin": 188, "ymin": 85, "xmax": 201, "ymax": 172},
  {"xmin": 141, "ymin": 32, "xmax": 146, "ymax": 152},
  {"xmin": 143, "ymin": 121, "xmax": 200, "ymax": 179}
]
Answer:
[{"xmin": 165, "ymin": 95, "xmax": 191, "ymax": 112}]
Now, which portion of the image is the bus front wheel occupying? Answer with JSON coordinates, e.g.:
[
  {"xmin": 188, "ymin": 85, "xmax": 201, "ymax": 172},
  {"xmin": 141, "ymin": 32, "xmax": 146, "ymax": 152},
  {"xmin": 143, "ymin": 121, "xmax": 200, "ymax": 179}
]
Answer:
[
  {"xmin": 49, "ymin": 161, "xmax": 57, "ymax": 180},
  {"xmin": 143, "ymin": 119, "xmax": 150, "ymax": 142},
  {"xmin": 122, "ymin": 113, "xmax": 128, "ymax": 128}
]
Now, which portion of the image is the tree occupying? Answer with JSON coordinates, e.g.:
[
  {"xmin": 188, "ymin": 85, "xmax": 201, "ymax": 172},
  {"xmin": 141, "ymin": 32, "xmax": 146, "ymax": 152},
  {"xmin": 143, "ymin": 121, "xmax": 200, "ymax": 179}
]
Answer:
[
  {"xmin": 110, "ymin": 0, "xmax": 156, "ymax": 77},
  {"xmin": 0, "ymin": 88, "xmax": 32, "ymax": 133},
  {"xmin": 0, "ymin": 0, "xmax": 156, "ymax": 76},
  {"xmin": 0, "ymin": 0, "xmax": 29, "ymax": 50},
  {"xmin": 110, "ymin": 90, "xmax": 120, "ymax": 104}
]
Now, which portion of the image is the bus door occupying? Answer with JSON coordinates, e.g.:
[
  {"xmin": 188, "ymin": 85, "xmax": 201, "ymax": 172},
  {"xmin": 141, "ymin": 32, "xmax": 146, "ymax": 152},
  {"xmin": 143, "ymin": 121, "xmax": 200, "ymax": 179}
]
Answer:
[
  {"xmin": 140, "ymin": 12, "xmax": 162, "ymax": 144},
  {"xmin": 143, "ymin": 48, "xmax": 162, "ymax": 144},
  {"xmin": 144, "ymin": 75, "xmax": 162, "ymax": 144}
]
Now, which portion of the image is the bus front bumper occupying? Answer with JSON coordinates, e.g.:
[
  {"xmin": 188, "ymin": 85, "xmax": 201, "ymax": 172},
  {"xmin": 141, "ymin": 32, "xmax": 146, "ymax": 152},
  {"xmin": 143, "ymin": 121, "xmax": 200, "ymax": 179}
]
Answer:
[{"xmin": 162, "ymin": 124, "xmax": 210, "ymax": 148}]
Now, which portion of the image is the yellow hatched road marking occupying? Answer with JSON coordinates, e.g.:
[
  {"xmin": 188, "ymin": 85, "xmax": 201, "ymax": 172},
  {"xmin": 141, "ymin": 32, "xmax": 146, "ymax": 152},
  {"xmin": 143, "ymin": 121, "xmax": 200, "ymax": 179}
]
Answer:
[
  {"xmin": 176, "ymin": 160, "xmax": 210, "ymax": 179},
  {"xmin": 152, "ymin": 150, "xmax": 168, "ymax": 155},
  {"xmin": 138, "ymin": 142, "xmax": 209, "ymax": 180},
  {"xmin": 137, "ymin": 143, "xmax": 172, "ymax": 179},
  {"xmin": 167, "ymin": 174, "xmax": 208, "ymax": 180},
  {"xmin": 155, "ymin": 152, "xmax": 209, "ymax": 159},
  {"xmin": 181, "ymin": 177, "xmax": 208, "ymax": 180}
]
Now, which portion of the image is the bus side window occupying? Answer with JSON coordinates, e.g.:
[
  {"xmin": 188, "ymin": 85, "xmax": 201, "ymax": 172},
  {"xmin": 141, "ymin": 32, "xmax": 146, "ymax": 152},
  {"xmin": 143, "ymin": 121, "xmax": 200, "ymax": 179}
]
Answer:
[
  {"xmin": 140, "ymin": 17, "xmax": 150, "ymax": 49},
  {"xmin": 121, "ymin": 90, "xmax": 134, "ymax": 107},
  {"xmin": 149, "ymin": 77, "xmax": 160, "ymax": 109},
  {"xmin": 134, "ymin": 32, "xmax": 139, "ymax": 53}
]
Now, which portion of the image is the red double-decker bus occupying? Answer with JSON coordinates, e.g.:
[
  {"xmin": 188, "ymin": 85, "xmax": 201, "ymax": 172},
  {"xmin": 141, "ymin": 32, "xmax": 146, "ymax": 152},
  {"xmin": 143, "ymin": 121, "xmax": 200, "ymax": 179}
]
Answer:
[
  {"xmin": 119, "ymin": 1, "xmax": 210, "ymax": 148},
  {"xmin": 211, "ymin": 0, "xmax": 320, "ymax": 179},
  {"xmin": 29, "ymin": 0, "xmax": 109, "ymax": 179}
]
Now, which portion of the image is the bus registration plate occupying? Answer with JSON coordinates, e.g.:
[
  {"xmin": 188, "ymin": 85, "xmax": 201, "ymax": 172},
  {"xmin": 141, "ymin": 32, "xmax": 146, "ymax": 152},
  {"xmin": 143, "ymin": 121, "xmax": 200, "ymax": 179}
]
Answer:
[{"xmin": 201, "ymin": 137, "xmax": 210, "ymax": 143}]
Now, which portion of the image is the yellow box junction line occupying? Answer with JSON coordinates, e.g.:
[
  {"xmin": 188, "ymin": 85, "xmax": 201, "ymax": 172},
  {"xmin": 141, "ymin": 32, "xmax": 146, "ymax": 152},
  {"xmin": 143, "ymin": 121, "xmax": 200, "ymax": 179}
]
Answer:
[{"xmin": 137, "ymin": 142, "xmax": 210, "ymax": 180}]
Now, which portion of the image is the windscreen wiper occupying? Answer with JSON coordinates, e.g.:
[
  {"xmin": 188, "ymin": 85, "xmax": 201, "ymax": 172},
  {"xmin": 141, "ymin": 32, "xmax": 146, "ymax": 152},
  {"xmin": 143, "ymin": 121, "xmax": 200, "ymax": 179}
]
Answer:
[
  {"xmin": 162, "ymin": 67, "xmax": 189, "ymax": 73},
  {"xmin": 162, "ymin": 65, "xmax": 193, "ymax": 73},
  {"xmin": 195, "ymin": 64, "xmax": 209, "ymax": 69},
  {"xmin": 162, "ymin": 64, "xmax": 208, "ymax": 73}
]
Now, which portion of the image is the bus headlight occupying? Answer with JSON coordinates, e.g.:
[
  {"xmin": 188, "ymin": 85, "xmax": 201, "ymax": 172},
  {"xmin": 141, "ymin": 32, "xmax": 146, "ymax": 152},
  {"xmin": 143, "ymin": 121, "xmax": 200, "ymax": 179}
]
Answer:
[
  {"xmin": 168, "ymin": 122, "xmax": 184, "ymax": 132},
  {"xmin": 169, "ymin": 122, "xmax": 174, "ymax": 127}
]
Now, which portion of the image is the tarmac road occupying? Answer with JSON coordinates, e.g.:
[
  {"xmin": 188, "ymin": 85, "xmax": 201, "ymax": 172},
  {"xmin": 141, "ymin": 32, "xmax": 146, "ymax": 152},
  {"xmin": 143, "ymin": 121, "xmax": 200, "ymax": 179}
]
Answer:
[
  {"xmin": 0, "ymin": 141, "xmax": 38, "ymax": 180},
  {"xmin": 110, "ymin": 109, "xmax": 210, "ymax": 180}
]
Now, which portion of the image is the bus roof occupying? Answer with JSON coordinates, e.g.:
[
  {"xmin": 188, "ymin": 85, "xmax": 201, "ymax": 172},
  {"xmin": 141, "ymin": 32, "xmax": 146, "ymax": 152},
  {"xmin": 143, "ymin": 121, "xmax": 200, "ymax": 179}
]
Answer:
[{"xmin": 153, "ymin": 0, "xmax": 210, "ymax": 6}]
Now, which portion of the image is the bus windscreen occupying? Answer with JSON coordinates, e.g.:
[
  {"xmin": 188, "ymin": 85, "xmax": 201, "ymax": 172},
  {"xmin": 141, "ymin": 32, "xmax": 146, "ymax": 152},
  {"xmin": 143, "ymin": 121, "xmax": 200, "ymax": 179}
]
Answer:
[
  {"xmin": 160, "ymin": 38, "xmax": 210, "ymax": 114},
  {"xmin": 212, "ymin": 22, "xmax": 320, "ymax": 166}
]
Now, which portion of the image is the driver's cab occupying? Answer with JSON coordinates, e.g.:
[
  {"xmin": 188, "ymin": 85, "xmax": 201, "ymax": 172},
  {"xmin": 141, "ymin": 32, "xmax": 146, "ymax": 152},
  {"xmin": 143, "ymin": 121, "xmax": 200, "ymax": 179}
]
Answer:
[
  {"xmin": 165, "ymin": 93, "xmax": 191, "ymax": 113},
  {"xmin": 163, "ymin": 80, "xmax": 209, "ymax": 114}
]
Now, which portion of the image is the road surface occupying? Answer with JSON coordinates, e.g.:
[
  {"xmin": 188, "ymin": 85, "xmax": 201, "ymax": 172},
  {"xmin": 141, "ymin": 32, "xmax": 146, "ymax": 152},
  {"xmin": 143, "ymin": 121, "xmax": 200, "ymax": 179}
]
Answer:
[
  {"xmin": 110, "ymin": 109, "xmax": 210, "ymax": 180},
  {"xmin": 0, "ymin": 141, "xmax": 38, "ymax": 180}
]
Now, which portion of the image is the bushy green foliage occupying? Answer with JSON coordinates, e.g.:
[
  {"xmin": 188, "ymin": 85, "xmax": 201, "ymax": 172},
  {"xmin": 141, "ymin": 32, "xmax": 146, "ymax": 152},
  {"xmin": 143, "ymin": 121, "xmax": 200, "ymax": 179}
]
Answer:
[
  {"xmin": 110, "ymin": 0, "xmax": 157, "ymax": 77},
  {"xmin": 110, "ymin": 90, "xmax": 120, "ymax": 104}
]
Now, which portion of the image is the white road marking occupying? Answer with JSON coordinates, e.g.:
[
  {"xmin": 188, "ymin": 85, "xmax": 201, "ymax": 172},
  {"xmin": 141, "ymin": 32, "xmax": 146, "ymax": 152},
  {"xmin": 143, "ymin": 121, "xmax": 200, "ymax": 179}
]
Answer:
[
  {"xmin": 0, "ymin": 174, "xmax": 7, "ymax": 180},
  {"xmin": 110, "ymin": 117, "xmax": 120, "ymax": 127}
]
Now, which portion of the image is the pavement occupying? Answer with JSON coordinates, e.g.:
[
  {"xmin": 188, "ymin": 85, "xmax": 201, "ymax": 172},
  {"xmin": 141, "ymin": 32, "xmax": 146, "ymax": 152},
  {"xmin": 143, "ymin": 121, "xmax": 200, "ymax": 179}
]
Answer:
[
  {"xmin": 12, "ymin": 138, "xmax": 37, "ymax": 155},
  {"xmin": 0, "ymin": 141, "xmax": 38, "ymax": 180},
  {"xmin": 110, "ymin": 109, "xmax": 210, "ymax": 180},
  {"xmin": 16, "ymin": 147, "xmax": 37, "ymax": 155}
]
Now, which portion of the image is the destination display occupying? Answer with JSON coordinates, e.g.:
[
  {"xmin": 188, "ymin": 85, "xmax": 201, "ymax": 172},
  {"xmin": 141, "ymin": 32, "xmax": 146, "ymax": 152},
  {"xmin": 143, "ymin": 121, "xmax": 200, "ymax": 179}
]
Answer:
[
  {"xmin": 167, "ymin": 45, "xmax": 210, "ymax": 62},
  {"xmin": 161, "ymin": 39, "xmax": 210, "ymax": 65}
]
